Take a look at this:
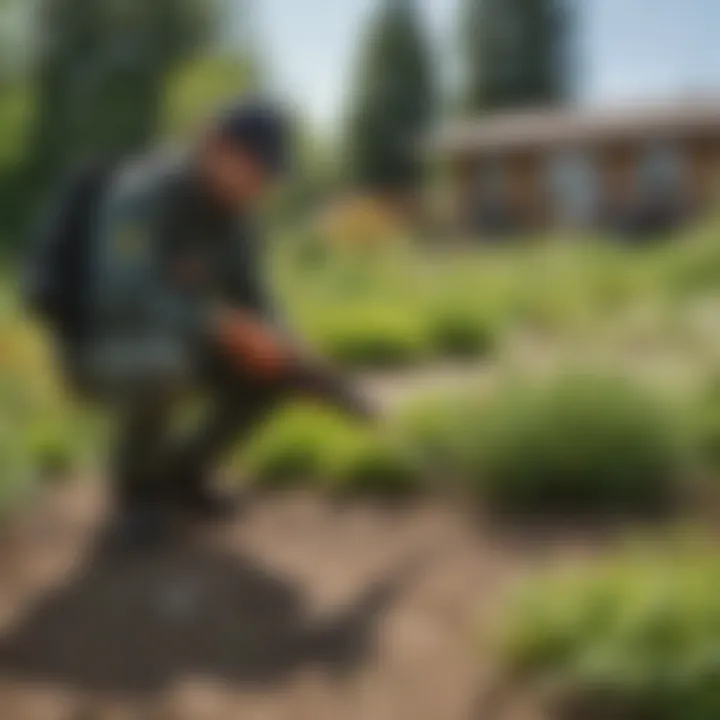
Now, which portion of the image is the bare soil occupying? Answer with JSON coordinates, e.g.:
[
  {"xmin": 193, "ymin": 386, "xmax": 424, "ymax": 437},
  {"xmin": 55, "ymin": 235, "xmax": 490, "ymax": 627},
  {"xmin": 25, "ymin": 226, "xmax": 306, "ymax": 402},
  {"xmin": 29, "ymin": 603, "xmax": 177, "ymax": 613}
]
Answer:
[
  {"xmin": 0, "ymin": 356, "xmax": 698, "ymax": 720},
  {"xmin": 0, "ymin": 478, "xmax": 617, "ymax": 720}
]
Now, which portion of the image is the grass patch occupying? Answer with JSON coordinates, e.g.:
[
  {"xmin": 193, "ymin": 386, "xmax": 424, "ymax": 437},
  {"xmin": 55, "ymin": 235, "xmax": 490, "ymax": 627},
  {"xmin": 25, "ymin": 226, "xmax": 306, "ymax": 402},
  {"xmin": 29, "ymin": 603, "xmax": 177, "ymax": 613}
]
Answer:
[
  {"xmin": 240, "ymin": 405, "xmax": 348, "ymax": 488},
  {"xmin": 496, "ymin": 539, "xmax": 720, "ymax": 719},
  {"xmin": 240, "ymin": 403, "xmax": 423, "ymax": 495},
  {"xmin": 323, "ymin": 431, "xmax": 422, "ymax": 497},
  {"xmin": 426, "ymin": 302, "xmax": 497, "ymax": 359},
  {"xmin": 306, "ymin": 304, "xmax": 430, "ymax": 369}
]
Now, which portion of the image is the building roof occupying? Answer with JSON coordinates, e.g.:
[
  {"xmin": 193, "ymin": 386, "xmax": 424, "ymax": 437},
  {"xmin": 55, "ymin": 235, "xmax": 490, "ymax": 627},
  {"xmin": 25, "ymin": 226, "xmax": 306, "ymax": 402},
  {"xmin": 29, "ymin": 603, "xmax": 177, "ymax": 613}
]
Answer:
[{"xmin": 431, "ymin": 98, "xmax": 720, "ymax": 155}]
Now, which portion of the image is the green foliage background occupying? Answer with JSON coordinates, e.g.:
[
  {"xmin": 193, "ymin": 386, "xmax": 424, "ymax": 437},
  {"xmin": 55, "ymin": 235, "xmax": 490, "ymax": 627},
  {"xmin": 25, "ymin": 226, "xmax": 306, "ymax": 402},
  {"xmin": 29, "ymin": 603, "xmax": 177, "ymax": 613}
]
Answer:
[
  {"xmin": 461, "ymin": 0, "xmax": 571, "ymax": 112},
  {"xmin": 498, "ymin": 539, "xmax": 720, "ymax": 719},
  {"xmin": 344, "ymin": 0, "xmax": 436, "ymax": 190}
]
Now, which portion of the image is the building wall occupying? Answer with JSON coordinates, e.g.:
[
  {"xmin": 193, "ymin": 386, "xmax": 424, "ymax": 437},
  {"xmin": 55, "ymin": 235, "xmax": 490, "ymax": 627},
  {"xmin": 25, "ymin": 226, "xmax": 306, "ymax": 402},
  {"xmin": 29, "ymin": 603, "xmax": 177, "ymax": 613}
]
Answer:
[
  {"xmin": 454, "ymin": 132, "xmax": 720, "ymax": 236},
  {"xmin": 598, "ymin": 142, "xmax": 637, "ymax": 215},
  {"xmin": 687, "ymin": 136, "xmax": 720, "ymax": 210}
]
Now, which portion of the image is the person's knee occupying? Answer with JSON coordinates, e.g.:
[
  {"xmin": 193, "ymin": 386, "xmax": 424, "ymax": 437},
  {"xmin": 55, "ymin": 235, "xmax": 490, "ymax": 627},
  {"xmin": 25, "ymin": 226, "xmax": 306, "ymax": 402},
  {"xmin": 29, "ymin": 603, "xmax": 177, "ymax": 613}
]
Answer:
[
  {"xmin": 117, "ymin": 385, "xmax": 178, "ymax": 429},
  {"xmin": 223, "ymin": 377, "xmax": 290, "ymax": 415}
]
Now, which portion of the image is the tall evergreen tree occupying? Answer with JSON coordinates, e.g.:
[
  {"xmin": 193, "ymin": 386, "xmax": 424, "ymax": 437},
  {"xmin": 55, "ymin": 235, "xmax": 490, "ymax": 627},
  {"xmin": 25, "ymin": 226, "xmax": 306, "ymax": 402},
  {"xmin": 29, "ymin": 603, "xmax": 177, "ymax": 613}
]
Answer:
[
  {"xmin": 462, "ymin": 0, "xmax": 570, "ymax": 113},
  {"xmin": 0, "ymin": 0, "xmax": 34, "ymax": 237},
  {"xmin": 0, "ymin": 0, "xmax": 31, "ymax": 82},
  {"xmin": 345, "ymin": 0, "xmax": 435, "ymax": 191},
  {"xmin": 31, "ymin": 0, "xmax": 219, "ymax": 181}
]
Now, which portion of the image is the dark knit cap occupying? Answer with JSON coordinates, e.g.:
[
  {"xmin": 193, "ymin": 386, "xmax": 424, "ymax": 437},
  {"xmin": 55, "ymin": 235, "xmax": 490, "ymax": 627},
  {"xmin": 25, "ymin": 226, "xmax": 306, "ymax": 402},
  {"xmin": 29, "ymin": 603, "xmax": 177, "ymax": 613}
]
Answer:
[{"xmin": 216, "ymin": 98, "xmax": 292, "ymax": 176}]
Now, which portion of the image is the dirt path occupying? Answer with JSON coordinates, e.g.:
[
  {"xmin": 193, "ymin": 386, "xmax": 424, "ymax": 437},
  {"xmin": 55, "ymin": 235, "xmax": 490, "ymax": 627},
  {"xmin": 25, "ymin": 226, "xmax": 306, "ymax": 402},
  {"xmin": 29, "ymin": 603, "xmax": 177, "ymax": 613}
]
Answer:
[
  {"xmin": 0, "ymin": 478, "xmax": 612, "ymax": 720},
  {"xmin": 0, "ymin": 354, "xmax": 695, "ymax": 720}
]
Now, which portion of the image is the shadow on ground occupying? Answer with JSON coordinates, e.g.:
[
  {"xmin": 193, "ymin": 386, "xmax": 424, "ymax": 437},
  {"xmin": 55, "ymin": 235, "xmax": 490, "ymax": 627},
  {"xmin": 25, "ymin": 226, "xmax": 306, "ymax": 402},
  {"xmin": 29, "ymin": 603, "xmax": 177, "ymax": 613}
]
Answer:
[{"xmin": 0, "ymin": 532, "xmax": 416, "ymax": 697}]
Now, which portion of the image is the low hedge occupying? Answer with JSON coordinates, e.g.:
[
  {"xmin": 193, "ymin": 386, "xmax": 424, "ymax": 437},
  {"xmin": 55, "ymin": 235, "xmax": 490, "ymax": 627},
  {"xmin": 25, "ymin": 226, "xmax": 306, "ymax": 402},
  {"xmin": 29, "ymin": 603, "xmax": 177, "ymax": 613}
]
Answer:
[
  {"xmin": 469, "ymin": 374, "xmax": 689, "ymax": 515},
  {"xmin": 496, "ymin": 542, "xmax": 720, "ymax": 719},
  {"xmin": 690, "ymin": 375, "xmax": 720, "ymax": 473},
  {"xmin": 239, "ymin": 404, "xmax": 423, "ymax": 495},
  {"xmin": 361, "ymin": 373, "xmax": 691, "ymax": 514},
  {"xmin": 426, "ymin": 302, "xmax": 497, "ymax": 359},
  {"xmin": 323, "ymin": 431, "xmax": 421, "ymax": 497},
  {"xmin": 398, "ymin": 391, "xmax": 480, "ymax": 475},
  {"xmin": 307, "ymin": 304, "xmax": 429, "ymax": 369},
  {"xmin": 240, "ymin": 405, "xmax": 348, "ymax": 488}
]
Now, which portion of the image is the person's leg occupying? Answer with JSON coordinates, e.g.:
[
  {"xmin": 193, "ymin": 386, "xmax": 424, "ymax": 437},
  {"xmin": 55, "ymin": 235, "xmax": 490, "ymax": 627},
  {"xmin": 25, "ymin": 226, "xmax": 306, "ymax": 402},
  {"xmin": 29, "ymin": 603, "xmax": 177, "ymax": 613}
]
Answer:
[
  {"xmin": 103, "ymin": 390, "xmax": 180, "ymax": 548},
  {"xmin": 112, "ymin": 391, "xmax": 176, "ymax": 509},
  {"xmin": 161, "ymin": 363, "xmax": 289, "ymax": 515}
]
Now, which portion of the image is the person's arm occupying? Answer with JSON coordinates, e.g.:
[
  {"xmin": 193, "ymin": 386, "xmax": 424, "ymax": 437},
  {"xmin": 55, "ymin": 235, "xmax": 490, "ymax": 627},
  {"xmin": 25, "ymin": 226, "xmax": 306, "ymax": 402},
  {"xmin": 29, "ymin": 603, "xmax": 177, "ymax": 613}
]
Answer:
[
  {"xmin": 219, "ymin": 223, "xmax": 374, "ymax": 418},
  {"xmin": 200, "ymin": 220, "xmax": 296, "ymax": 376},
  {"xmin": 96, "ymin": 190, "xmax": 294, "ymax": 380}
]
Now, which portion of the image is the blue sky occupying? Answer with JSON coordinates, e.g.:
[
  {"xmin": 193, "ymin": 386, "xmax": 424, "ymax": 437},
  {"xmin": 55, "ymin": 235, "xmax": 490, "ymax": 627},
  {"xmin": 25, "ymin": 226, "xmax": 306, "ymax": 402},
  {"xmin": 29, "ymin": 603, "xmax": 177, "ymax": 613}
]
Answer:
[{"xmin": 246, "ymin": 0, "xmax": 720, "ymax": 127}]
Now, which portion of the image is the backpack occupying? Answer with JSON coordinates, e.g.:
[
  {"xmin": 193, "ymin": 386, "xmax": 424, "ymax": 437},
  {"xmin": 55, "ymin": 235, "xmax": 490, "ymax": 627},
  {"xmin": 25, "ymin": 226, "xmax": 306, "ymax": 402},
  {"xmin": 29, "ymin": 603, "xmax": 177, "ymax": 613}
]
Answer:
[{"xmin": 25, "ymin": 162, "xmax": 113, "ymax": 345}]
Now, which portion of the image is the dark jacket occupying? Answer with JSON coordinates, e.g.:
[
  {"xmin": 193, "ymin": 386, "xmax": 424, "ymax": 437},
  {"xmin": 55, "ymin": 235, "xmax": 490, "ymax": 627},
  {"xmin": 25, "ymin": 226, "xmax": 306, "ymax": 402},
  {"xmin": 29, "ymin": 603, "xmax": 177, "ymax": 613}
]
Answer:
[{"xmin": 87, "ymin": 151, "xmax": 275, "ymax": 393}]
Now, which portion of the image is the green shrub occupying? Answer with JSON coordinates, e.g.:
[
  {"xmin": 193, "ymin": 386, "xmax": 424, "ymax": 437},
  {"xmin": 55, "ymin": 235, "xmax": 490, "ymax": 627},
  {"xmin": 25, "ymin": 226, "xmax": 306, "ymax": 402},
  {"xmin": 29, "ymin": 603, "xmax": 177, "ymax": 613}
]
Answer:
[
  {"xmin": 0, "ymin": 422, "xmax": 36, "ymax": 514},
  {"xmin": 469, "ymin": 374, "xmax": 688, "ymax": 514},
  {"xmin": 496, "ymin": 541, "xmax": 720, "ymax": 719},
  {"xmin": 323, "ymin": 431, "xmax": 421, "ymax": 496},
  {"xmin": 690, "ymin": 376, "xmax": 720, "ymax": 473},
  {"xmin": 309, "ymin": 304, "xmax": 428, "ymax": 368},
  {"xmin": 398, "ymin": 391, "xmax": 481, "ymax": 474},
  {"xmin": 240, "ymin": 404, "xmax": 422, "ymax": 495},
  {"xmin": 662, "ymin": 220, "xmax": 720, "ymax": 297},
  {"xmin": 26, "ymin": 420, "xmax": 79, "ymax": 480},
  {"xmin": 427, "ymin": 303, "xmax": 496, "ymax": 359},
  {"xmin": 241, "ymin": 405, "xmax": 352, "ymax": 488},
  {"xmin": 695, "ymin": 411, "xmax": 720, "ymax": 472}
]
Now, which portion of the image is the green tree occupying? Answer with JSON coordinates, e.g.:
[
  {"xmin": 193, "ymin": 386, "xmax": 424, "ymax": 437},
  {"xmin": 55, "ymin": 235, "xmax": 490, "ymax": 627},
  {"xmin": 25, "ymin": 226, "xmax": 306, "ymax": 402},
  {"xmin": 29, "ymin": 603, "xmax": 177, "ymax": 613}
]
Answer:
[
  {"xmin": 462, "ymin": 0, "xmax": 570, "ymax": 113},
  {"xmin": 0, "ymin": 0, "xmax": 35, "ymax": 239},
  {"xmin": 31, "ymin": 0, "xmax": 220, "ymax": 182},
  {"xmin": 164, "ymin": 53, "xmax": 259, "ymax": 139},
  {"xmin": 0, "ymin": 0, "xmax": 32, "ymax": 167},
  {"xmin": 0, "ymin": 0, "xmax": 32, "ymax": 82},
  {"xmin": 345, "ymin": 0, "xmax": 435, "ymax": 191}
]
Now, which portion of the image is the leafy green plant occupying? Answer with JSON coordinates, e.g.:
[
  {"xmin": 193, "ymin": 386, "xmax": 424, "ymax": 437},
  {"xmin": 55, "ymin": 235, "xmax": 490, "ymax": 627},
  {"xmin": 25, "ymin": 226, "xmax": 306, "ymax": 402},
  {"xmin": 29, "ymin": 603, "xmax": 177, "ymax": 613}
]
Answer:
[
  {"xmin": 469, "ymin": 374, "xmax": 688, "ymax": 514},
  {"xmin": 0, "ymin": 439, "xmax": 29, "ymax": 507},
  {"xmin": 309, "ymin": 304, "xmax": 429, "ymax": 368},
  {"xmin": 241, "ymin": 405, "xmax": 350, "ymax": 488},
  {"xmin": 239, "ymin": 404, "xmax": 422, "ymax": 495},
  {"xmin": 427, "ymin": 302, "xmax": 496, "ymax": 359},
  {"xmin": 26, "ymin": 420, "xmax": 79, "ymax": 480},
  {"xmin": 689, "ymin": 374, "xmax": 720, "ymax": 474},
  {"xmin": 398, "ymin": 391, "xmax": 481, "ymax": 475},
  {"xmin": 323, "ymin": 431, "xmax": 421, "ymax": 496},
  {"xmin": 496, "ymin": 541, "xmax": 720, "ymax": 719}
]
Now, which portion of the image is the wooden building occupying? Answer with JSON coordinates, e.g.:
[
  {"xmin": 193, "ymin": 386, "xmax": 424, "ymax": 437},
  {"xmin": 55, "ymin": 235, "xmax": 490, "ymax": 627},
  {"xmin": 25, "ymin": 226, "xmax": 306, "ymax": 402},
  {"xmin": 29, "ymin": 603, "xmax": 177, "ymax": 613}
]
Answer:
[{"xmin": 432, "ymin": 100, "xmax": 720, "ymax": 237}]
